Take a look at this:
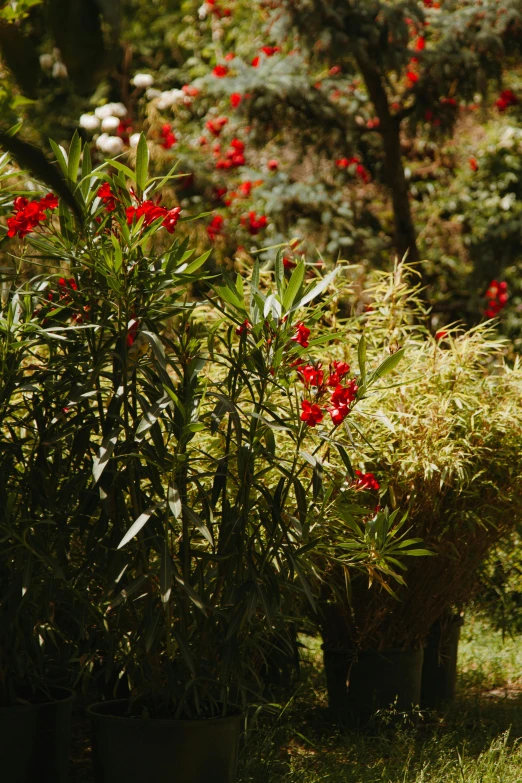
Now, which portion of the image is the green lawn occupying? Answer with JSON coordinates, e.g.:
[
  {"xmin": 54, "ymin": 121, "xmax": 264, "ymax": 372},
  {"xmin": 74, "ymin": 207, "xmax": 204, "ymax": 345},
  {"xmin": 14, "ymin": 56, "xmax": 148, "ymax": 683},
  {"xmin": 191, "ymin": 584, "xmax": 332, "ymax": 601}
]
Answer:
[{"xmin": 238, "ymin": 617, "xmax": 522, "ymax": 783}]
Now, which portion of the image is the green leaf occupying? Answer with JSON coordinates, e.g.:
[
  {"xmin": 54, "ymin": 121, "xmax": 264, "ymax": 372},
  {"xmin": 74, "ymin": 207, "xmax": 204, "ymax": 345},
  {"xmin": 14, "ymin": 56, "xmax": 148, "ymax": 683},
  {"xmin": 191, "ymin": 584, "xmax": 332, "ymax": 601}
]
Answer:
[
  {"xmin": 292, "ymin": 265, "xmax": 340, "ymax": 312},
  {"xmin": 282, "ymin": 260, "xmax": 305, "ymax": 311},
  {"xmin": 160, "ymin": 538, "xmax": 172, "ymax": 604},
  {"xmin": 92, "ymin": 428, "xmax": 120, "ymax": 484},
  {"xmin": 80, "ymin": 144, "xmax": 92, "ymax": 199},
  {"xmin": 370, "ymin": 347, "xmax": 405, "ymax": 383},
  {"xmin": 358, "ymin": 333, "xmax": 366, "ymax": 383},
  {"xmin": 168, "ymin": 483, "xmax": 182, "ymax": 519},
  {"xmin": 335, "ymin": 443, "xmax": 354, "ymax": 478},
  {"xmin": 67, "ymin": 130, "xmax": 81, "ymax": 184},
  {"xmin": 183, "ymin": 504, "xmax": 214, "ymax": 545},
  {"xmin": 135, "ymin": 133, "xmax": 149, "ymax": 194},
  {"xmin": 275, "ymin": 250, "xmax": 284, "ymax": 298},
  {"xmin": 109, "ymin": 158, "xmax": 136, "ymax": 182},
  {"xmin": 135, "ymin": 393, "xmax": 171, "ymax": 441},
  {"xmin": 118, "ymin": 503, "xmax": 163, "ymax": 549}
]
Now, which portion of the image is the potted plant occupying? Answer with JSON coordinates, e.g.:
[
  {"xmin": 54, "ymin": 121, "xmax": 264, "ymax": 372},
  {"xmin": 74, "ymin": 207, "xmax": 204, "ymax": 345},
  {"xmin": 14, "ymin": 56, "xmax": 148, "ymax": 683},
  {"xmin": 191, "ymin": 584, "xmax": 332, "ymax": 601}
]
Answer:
[{"xmin": 314, "ymin": 262, "xmax": 522, "ymax": 721}]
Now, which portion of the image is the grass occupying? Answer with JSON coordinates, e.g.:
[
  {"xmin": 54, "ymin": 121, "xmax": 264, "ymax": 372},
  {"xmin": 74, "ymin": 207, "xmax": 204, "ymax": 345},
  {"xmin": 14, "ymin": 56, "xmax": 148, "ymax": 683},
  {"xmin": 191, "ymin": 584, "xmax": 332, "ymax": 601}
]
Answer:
[
  {"xmin": 69, "ymin": 615, "xmax": 522, "ymax": 781},
  {"xmin": 237, "ymin": 616, "xmax": 522, "ymax": 783}
]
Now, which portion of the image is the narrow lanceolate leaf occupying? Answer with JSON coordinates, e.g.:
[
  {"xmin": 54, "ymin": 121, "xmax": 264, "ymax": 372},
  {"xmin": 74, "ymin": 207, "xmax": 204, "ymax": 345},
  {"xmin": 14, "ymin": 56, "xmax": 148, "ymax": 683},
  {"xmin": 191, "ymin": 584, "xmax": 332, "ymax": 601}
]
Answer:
[
  {"xmin": 282, "ymin": 260, "xmax": 305, "ymax": 311},
  {"xmin": 92, "ymin": 428, "xmax": 120, "ymax": 484},
  {"xmin": 358, "ymin": 333, "xmax": 366, "ymax": 384},
  {"xmin": 118, "ymin": 503, "xmax": 164, "ymax": 549},
  {"xmin": 160, "ymin": 539, "xmax": 172, "ymax": 605},
  {"xmin": 80, "ymin": 143, "xmax": 92, "ymax": 199},
  {"xmin": 135, "ymin": 393, "xmax": 171, "ymax": 441},
  {"xmin": 291, "ymin": 266, "xmax": 340, "ymax": 312},
  {"xmin": 67, "ymin": 130, "xmax": 81, "ymax": 184},
  {"xmin": 135, "ymin": 133, "xmax": 149, "ymax": 194},
  {"xmin": 274, "ymin": 250, "xmax": 284, "ymax": 298},
  {"xmin": 183, "ymin": 504, "xmax": 214, "ymax": 545},
  {"xmin": 168, "ymin": 483, "xmax": 182, "ymax": 519},
  {"xmin": 370, "ymin": 347, "xmax": 405, "ymax": 383}
]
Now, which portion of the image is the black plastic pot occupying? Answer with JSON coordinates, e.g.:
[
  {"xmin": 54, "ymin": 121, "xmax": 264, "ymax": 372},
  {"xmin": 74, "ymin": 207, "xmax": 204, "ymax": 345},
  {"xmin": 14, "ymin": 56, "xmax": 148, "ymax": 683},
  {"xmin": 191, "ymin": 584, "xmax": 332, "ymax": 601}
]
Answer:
[
  {"xmin": 0, "ymin": 686, "xmax": 74, "ymax": 783},
  {"xmin": 421, "ymin": 615, "xmax": 464, "ymax": 709},
  {"xmin": 323, "ymin": 646, "xmax": 424, "ymax": 725},
  {"xmin": 88, "ymin": 699, "xmax": 242, "ymax": 783},
  {"xmin": 347, "ymin": 647, "xmax": 424, "ymax": 726},
  {"xmin": 322, "ymin": 646, "xmax": 351, "ymax": 715}
]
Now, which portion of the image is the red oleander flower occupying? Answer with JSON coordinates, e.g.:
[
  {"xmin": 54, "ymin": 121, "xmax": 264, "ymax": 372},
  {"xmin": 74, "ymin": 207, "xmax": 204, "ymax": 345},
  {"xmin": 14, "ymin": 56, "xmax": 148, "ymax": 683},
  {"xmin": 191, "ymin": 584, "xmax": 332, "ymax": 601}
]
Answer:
[
  {"xmin": 435, "ymin": 329, "xmax": 448, "ymax": 340},
  {"xmin": 230, "ymin": 92, "xmax": 242, "ymax": 108},
  {"xmin": 212, "ymin": 64, "xmax": 229, "ymax": 78},
  {"xmin": 485, "ymin": 280, "xmax": 508, "ymax": 318},
  {"xmin": 298, "ymin": 364, "xmax": 324, "ymax": 387},
  {"xmin": 283, "ymin": 256, "xmax": 296, "ymax": 270},
  {"xmin": 327, "ymin": 361, "xmax": 350, "ymax": 387},
  {"xmin": 127, "ymin": 317, "xmax": 139, "ymax": 347},
  {"xmin": 300, "ymin": 400, "xmax": 323, "ymax": 427},
  {"xmin": 415, "ymin": 37, "xmax": 425, "ymax": 51},
  {"xmin": 160, "ymin": 123, "xmax": 177, "ymax": 149},
  {"xmin": 225, "ymin": 52, "xmax": 235, "ymax": 61},
  {"xmin": 354, "ymin": 470, "xmax": 380, "ymax": 490},
  {"xmin": 182, "ymin": 84, "xmax": 199, "ymax": 97},
  {"xmin": 206, "ymin": 117, "xmax": 228, "ymax": 136},
  {"xmin": 291, "ymin": 321, "xmax": 310, "ymax": 348},
  {"xmin": 469, "ymin": 157, "xmax": 478, "ymax": 172},
  {"xmin": 406, "ymin": 70, "xmax": 418, "ymax": 86},
  {"xmin": 329, "ymin": 404, "xmax": 349, "ymax": 426},
  {"xmin": 267, "ymin": 159, "xmax": 279, "ymax": 170},
  {"xmin": 261, "ymin": 46, "xmax": 281, "ymax": 56},
  {"xmin": 207, "ymin": 214, "xmax": 225, "ymax": 241},
  {"xmin": 235, "ymin": 318, "xmax": 251, "ymax": 335},
  {"xmin": 329, "ymin": 65, "xmax": 341, "ymax": 75},
  {"xmin": 251, "ymin": 56, "xmax": 260, "ymax": 67},
  {"xmin": 496, "ymin": 89, "xmax": 518, "ymax": 112},
  {"xmin": 7, "ymin": 193, "xmax": 58, "ymax": 238},
  {"xmin": 126, "ymin": 200, "xmax": 181, "ymax": 233},
  {"xmin": 97, "ymin": 183, "xmax": 118, "ymax": 212},
  {"xmin": 330, "ymin": 380, "xmax": 358, "ymax": 415},
  {"xmin": 242, "ymin": 211, "xmax": 267, "ymax": 235}
]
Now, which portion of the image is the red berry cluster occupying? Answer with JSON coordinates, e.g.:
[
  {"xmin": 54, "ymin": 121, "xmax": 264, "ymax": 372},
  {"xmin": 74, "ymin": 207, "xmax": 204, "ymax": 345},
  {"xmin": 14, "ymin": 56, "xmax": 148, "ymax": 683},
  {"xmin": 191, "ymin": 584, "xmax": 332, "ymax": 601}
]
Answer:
[{"xmin": 484, "ymin": 280, "xmax": 508, "ymax": 318}]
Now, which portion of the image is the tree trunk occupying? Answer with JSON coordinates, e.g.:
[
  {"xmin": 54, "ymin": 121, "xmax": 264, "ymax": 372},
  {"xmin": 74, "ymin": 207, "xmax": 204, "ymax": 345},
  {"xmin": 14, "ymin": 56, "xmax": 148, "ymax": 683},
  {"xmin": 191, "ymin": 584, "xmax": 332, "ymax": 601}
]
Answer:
[{"xmin": 356, "ymin": 56, "xmax": 419, "ymax": 263}]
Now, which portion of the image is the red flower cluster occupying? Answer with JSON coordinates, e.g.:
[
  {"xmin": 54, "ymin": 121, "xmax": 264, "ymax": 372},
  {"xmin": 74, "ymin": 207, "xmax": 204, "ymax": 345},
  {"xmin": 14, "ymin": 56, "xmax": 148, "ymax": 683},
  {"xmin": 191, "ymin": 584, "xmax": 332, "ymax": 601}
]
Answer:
[
  {"xmin": 495, "ymin": 89, "xmax": 518, "ymax": 112},
  {"xmin": 291, "ymin": 322, "xmax": 310, "ymax": 348},
  {"xmin": 230, "ymin": 92, "xmax": 242, "ymax": 108},
  {"xmin": 329, "ymin": 380, "xmax": 358, "ymax": 425},
  {"xmin": 242, "ymin": 211, "xmax": 267, "ymax": 235},
  {"xmin": 126, "ymin": 200, "xmax": 181, "ymax": 233},
  {"xmin": 215, "ymin": 138, "xmax": 246, "ymax": 169},
  {"xmin": 207, "ymin": 214, "xmax": 225, "ymax": 241},
  {"xmin": 484, "ymin": 280, "xmax": 508, "ymax": 318},
  {"xmin": 160, "ymin": 123, "xmax": 176, "ymax": 149},
  {"xmin": 7, "ymin": 194, "xmax": 58, "ymax": 238},
  {"xmin": 97, "ymin": 183, "xmax": 118, "ymax": 211},
  {"xmin": 335, "ymin": 156, "xmax": 369, "ymax": 182},
  {"xmin": 354, "ymin": 470, "xmax": 380, "ymax": 491},
  {"xmin": 327, "ymin": 360, "xmax": 350, "ymax": 387},
  {"xmin": 212, "ymin": 64, "xmax": 229, "ymax": 78},
  {"xmin": 206, "ymin": 117, "xmax": 228, "ymax": 136}
]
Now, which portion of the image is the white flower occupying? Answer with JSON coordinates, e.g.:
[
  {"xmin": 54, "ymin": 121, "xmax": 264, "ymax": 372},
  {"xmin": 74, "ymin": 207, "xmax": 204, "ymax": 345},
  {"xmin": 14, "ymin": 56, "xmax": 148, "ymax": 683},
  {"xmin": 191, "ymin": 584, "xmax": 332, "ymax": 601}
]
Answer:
[
  {"xmin": 39, "ymin": 53, "xmax": 54, "ymax": 70},
  {"xmin": 156, "ymin": 89, "xmax": 185, "ymax": 110},
  {"xmin": 96, "ymin": 134, "xmax": 125, "ymax": 156},
  {"xmin": 198, "ymin": 3, "xmax": 208, "ymax": 19},
  {"xmin": 79, "ymin": 113, "xmax": 100, "ymax": 131},
  {"xmin": 132, "ymin": 73, "xmax": 154, "ymax": 88},
  {"xmin": 129, "ymin": 133, "xmax": 141, "ymax": 149},
  {"xmin": 146, "ymin": 88, "xmax": 161, "ymax": 100},
  {"xmin": 95, "ymin": 102, "xmax": 127, "ymax": 120},
  {"xmin": 101, "ymin": 115, "xmax": 121, "ymax": 132},
  {"xmin": 52, "ymin": 61, "xmax": 68, "ymax": 79}
]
